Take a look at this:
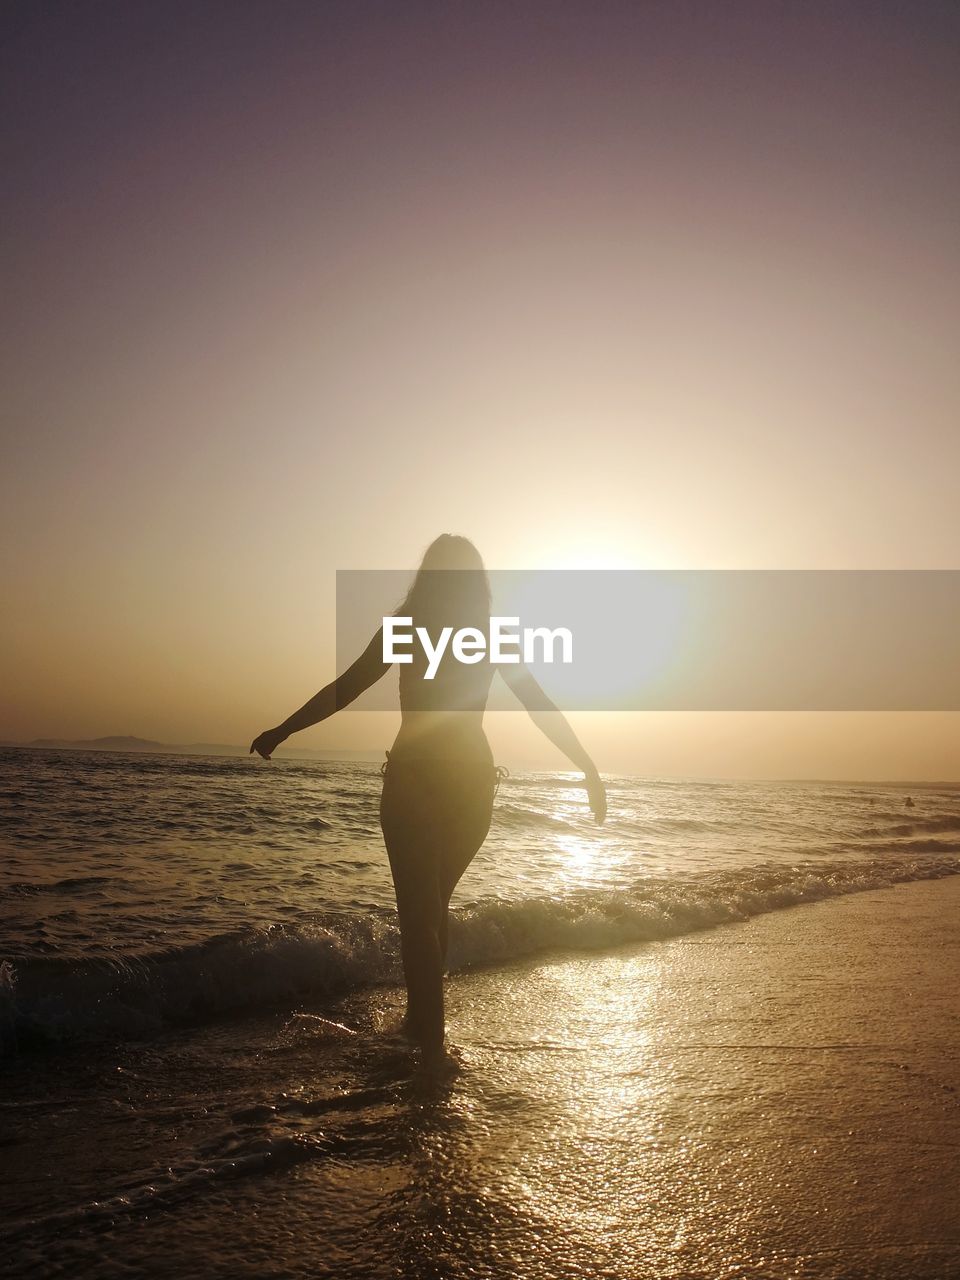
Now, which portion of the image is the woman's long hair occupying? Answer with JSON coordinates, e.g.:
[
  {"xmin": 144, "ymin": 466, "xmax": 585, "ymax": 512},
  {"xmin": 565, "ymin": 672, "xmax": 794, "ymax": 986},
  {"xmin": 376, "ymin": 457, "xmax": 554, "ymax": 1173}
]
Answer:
[{"xmin": 399, "ymin": 534, "xmax": 491, "ymax": 639}]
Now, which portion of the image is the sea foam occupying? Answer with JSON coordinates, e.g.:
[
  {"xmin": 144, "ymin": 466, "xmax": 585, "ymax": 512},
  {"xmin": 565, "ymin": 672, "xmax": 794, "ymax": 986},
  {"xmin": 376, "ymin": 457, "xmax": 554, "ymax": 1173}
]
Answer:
[{"xmin": 3, "ymin": 857, "xmax": 957, "ymax": 1053}]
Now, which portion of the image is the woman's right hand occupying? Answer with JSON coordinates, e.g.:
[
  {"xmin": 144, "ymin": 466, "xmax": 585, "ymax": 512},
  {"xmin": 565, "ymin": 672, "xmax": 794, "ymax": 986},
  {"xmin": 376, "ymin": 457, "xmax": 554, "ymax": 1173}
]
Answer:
[{"xmin": 249, "ymin": 727, "xmax": 286, "ymax": 760}]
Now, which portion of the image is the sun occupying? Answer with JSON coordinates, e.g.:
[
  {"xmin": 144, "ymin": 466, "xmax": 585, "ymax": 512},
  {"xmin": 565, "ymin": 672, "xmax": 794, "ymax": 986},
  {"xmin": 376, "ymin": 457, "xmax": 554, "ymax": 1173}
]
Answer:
[
  {"xmin": 532, "ymin": 534, "xmax": 645, "ymax": 571},
  {"xmin": 523, "ymin": 525, "xmax": 676, "ymax": 572},
  {"xmin": 549, "ymin": 548, "xmax": 639, "ymax": 571}
]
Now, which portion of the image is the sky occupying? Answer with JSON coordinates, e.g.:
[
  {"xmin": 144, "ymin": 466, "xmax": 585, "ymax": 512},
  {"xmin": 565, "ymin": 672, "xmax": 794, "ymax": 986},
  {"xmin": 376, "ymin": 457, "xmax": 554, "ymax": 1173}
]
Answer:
[{"xmin": 2, "ymin": 1, "xmax": 959, "ymax": 778}]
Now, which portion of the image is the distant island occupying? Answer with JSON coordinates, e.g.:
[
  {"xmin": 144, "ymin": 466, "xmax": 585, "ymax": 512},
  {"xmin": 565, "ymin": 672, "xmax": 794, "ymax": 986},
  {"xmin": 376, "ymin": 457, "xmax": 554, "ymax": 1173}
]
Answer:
[{"xmin": 0, "ymin": 735, "xmax": 381, "ymax": 762}]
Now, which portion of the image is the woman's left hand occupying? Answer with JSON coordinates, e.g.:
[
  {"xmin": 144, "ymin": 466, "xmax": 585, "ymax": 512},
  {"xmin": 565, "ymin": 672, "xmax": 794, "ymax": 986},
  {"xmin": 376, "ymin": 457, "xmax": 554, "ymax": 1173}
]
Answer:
[{"xmin": 585, "ymin": 770, "xmax": 607, "ymax": 824}]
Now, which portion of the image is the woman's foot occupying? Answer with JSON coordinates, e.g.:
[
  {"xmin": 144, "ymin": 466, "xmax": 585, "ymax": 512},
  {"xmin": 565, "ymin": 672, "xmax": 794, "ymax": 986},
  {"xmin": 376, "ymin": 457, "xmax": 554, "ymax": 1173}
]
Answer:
[{"xmin": 418, "ymin": 1041, "xmax": 461, "ymax": 1078}]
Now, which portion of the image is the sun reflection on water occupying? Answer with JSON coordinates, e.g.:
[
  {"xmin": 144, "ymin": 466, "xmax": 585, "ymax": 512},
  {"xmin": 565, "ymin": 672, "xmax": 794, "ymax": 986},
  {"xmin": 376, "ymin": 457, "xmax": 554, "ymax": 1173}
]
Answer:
[{"xmin": 554, "ymin": 833, "xmax": 600, "ymax": 884}]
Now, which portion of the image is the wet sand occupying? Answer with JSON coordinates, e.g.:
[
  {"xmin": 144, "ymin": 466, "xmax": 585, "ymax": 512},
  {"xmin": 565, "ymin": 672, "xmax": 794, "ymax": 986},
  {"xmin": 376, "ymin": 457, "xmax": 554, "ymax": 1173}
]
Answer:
[{"xmin": 4, "ymin": 877, "xmax": 959, "ymax": 1279}]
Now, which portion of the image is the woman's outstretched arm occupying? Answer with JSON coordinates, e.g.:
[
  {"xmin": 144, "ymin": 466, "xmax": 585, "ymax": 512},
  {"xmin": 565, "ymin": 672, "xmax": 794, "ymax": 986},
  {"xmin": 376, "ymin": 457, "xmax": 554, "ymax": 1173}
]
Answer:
[
  {"xmin": 499, "ymin": 665, "xmax": 607, "ymax": 823},
  {"xmin": 250, "ymin": 630, "xmax": 389, "ymax": 759}
]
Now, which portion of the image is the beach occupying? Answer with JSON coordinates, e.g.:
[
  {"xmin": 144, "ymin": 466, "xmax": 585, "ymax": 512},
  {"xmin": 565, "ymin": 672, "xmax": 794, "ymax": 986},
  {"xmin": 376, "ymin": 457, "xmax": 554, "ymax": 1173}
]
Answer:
[
  {"xmin": 6, "ymin": 0, "xmax": 960, "ymax": 1271},
  {"xmin": 4, "ymin": 874, "xmax": 958, "ymax": 1279},
  {"xmin": 6, "ymin": 0, "xmax": 960, "ymax": 1273}
]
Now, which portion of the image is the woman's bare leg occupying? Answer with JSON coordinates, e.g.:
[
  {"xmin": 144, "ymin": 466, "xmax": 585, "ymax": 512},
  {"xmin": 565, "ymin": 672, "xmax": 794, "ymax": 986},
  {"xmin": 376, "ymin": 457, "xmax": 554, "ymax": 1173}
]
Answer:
[
  {"xmin": 381, "ymin": 761, "xmax": 495, "ymax": 1059},
  {"xmin": 436, "ymin": 812, "xmax": 492, "ymax": 970},
  {"xmin": 395, "ymin": 887, "xmax": 445, "ymax": 1055}
]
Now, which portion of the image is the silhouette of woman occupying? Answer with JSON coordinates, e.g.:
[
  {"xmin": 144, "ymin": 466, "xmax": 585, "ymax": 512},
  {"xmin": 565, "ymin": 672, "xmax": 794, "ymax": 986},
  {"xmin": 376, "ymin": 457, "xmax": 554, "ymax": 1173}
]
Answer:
[{"xmin": 251, "ymin": 535, "xmax": 606, "ymax": 1066}]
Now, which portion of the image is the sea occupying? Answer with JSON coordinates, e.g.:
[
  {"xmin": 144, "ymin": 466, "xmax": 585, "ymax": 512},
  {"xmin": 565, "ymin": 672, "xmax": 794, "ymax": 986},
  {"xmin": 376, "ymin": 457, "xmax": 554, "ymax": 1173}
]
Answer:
[{"xmin": 1, "ymin": 747, "xmax": 958, "ymax": 1277}]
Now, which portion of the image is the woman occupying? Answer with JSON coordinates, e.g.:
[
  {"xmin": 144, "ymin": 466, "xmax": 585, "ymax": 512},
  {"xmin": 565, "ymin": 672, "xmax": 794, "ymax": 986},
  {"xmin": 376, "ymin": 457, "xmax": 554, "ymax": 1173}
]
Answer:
[{"xmin": 250, "ymin": 535, "xmax": 606, "ymax": 1065}]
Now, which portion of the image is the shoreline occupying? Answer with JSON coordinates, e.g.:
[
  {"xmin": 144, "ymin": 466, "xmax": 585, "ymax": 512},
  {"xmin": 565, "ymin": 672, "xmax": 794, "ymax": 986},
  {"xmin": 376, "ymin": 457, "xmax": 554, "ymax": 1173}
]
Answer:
[
  {"xmin": 3, "ymin": 876, "xmax": 959, "ymax": 1278},
  {"xmin": 4, "ymin": 862, "xmax": 958, "ymax": 1058},
  {"xmin": 436, "ymin": 875, "xmax": 960, "ymax": 1279}
]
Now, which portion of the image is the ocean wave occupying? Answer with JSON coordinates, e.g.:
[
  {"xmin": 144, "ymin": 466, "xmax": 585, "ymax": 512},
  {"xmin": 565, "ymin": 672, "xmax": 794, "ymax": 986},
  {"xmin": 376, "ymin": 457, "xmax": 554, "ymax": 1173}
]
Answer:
[
  {"xmin": 0, "ymin": 1129, "xmax": 328, "ymax": 1247},
  {"xmin": 862, "ymin": 816, "xmax": 960, "ymax": 838},
  {"xmin": 2, "ymin": 857, "xmax": 958, "ymax": 1054},
  {"xmin": 495, "ymin": 803, "xmax": 577, "ymax": 831},
  {"xmin": 5, "ymin": 875, "xmax": 128, "ymax": 897},
  {"xmin": 831, "ymin": 836, "xmax": 960, "ymax": 857},
  {"xmin": 450, "ymin": 857, "xmax": 960, "ymax": 966}
]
